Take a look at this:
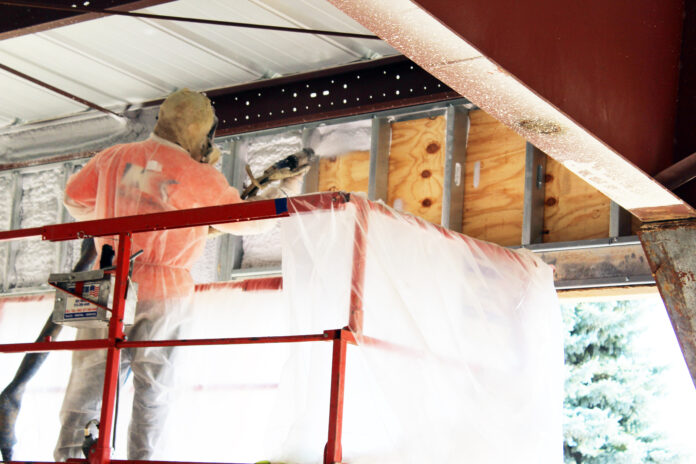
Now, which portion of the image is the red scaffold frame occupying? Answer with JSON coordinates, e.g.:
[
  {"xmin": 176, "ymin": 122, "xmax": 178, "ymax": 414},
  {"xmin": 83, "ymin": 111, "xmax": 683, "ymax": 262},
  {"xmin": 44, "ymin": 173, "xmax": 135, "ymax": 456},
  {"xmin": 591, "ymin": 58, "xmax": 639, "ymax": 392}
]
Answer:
[
  {"xmin": 0, "ymin": 192, "xmax": 363, "ymax": 464},
  {"xmin": 0, "ymin": 190, "xmax": 521, "ymax": 464}
]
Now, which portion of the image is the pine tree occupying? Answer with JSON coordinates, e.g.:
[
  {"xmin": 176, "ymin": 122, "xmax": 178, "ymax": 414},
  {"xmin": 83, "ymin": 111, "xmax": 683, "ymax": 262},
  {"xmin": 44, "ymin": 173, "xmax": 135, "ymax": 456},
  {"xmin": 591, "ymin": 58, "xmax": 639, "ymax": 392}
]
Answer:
[{"xmin": 562, "ymin": 300, "xmax": 678, "ymax": 463}]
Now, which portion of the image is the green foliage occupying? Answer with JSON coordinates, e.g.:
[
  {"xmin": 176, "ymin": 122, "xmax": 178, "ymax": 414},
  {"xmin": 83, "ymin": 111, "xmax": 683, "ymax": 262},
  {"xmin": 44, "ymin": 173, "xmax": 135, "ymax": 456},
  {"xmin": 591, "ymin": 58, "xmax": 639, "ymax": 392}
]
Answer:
[{"xmin": 562, "ymin": 300, "xmax": 678, "ymax": 463}]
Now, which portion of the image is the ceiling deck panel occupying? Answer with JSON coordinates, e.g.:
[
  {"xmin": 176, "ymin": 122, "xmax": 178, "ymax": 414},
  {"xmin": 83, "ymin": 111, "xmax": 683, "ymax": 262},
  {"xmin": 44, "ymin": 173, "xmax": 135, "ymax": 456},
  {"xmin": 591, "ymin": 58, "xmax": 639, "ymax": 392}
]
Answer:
[
  {"xmin": 0, "ymin": 0, "xmax": 397, "ymax": 126},
  {"xmin": 141, "ymin": 0, "xmax": 397, "ymax": 75},
  {"xmin": 0, "ymin": 35, "xmax": 139, "ymax": 109},
  {"xmin": 0, "ymin": 71, "xmax": 85, "ymax": 125},
  {"xmin": 251, "ymin": 0, "xmax": 396, "ymax": 56},
  {"xmin": 44, "ymin": 14, "xmax": 263, "ymax": 91}
]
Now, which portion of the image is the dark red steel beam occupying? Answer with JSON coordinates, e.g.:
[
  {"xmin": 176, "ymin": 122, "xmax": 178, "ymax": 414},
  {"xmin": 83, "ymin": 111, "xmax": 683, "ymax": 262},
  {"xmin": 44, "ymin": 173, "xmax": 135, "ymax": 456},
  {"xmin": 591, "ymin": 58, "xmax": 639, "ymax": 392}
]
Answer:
[
  {"xmin": 410, "ymin": 0, "xmax": 682, "ymax": 177},
  {"xmin": 655, "ymin": 151, "xmax": 696, "ymax": 191},
  {"xmin": 329, "ymin": 0, "xmax": 694, "ymax": 222},
  {"xmin": 0, "ymin": 0, "xmax": 174, "ymax": 40},
  {"xmin": 673, "ymin": 1, "xmax": 696, "ymax": 206},
  {"xmin": 210, "ymin": 56, "xmax": 459, "ymax": 136}
]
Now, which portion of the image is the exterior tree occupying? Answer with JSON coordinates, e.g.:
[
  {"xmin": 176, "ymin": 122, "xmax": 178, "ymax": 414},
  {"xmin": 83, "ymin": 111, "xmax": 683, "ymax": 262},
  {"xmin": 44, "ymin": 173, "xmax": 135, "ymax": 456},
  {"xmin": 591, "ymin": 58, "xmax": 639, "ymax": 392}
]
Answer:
[{"xmin": 562, "ymin": 300, "xmax": 678, "ymax": 463}]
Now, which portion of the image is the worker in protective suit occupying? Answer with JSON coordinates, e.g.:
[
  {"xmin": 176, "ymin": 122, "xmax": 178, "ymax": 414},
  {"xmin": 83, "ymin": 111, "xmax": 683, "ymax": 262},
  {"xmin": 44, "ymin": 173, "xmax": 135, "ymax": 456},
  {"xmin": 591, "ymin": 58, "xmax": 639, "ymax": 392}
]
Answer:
[{"xmin": 55, "ymin": 89, "xmax": 292, "ymax": 460}]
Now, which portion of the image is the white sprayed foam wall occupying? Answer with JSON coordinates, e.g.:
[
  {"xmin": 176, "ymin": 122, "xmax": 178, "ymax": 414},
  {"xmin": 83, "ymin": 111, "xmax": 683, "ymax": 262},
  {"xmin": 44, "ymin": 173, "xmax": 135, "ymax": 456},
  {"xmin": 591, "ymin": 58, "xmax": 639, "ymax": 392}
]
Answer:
[
  {"xmin": 10, "ymin": 168, "xmax": 64, "ymax": 288},
  {"xmin": 238, "ymin": 130, "xmax": 304, "ymax": 269}
]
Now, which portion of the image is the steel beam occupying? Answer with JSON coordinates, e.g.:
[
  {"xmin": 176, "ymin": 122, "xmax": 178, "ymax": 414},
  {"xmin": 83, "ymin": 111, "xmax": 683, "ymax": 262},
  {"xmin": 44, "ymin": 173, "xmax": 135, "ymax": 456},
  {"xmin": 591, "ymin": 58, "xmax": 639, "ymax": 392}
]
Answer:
[
  {"xmin": 655, "ymin": 151, "xmax": 696, "ymax": 191},
  {"xmin": 525, "ymin": 236, "xmax": 654, "ymax": 290},
  {"xmin": 209, "ymin": 56, "xmax": 459, "ymax": 137},
  {"xmin": 328, "ymin": 0, "xmax": 695, "ymax": 223},
  {"xmin": 639, "ymin": 219, "xmax": 696, "ymax": 388}
]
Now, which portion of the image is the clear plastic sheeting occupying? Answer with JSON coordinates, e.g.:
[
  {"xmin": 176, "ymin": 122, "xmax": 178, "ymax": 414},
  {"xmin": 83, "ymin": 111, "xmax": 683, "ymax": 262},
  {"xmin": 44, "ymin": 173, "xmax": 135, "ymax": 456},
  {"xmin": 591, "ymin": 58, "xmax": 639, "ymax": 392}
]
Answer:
[
  {"xmin": 266, "ymin": 195, "xmax": 564, "ymax": 463},
  {"xmin": 0, "ymin": 193, "xmax": 562, "ymax": 462}
]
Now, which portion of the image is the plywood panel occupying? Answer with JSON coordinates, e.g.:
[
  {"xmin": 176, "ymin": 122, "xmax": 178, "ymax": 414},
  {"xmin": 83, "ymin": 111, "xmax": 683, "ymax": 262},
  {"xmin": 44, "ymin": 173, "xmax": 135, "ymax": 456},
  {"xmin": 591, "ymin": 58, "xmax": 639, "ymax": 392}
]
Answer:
[
  {"xmin": 462, "ymin": 110, "xmax": 526, "ymax": 246},
  {"xmin": 317, "ymin": 150, "xmax": 370, "ymax": 193},
  {"xmin": 387, "ymin": 116, "xmax": 446, "ymax": 224},
  {"xmin": 544, "ymin": 158, "xmax": 611, "ymax": 242}
]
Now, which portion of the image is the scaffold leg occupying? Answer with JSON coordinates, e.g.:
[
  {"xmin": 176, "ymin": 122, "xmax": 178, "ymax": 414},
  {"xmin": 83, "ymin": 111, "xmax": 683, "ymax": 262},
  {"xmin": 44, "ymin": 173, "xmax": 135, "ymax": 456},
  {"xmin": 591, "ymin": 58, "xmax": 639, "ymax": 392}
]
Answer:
[
  {"xmin": 91, "ymin": 233, "xmax": 131, "ymax": 464},
  {"xmin": 324, "ymin": 330, "xmax": 348, "ymax": 464}
]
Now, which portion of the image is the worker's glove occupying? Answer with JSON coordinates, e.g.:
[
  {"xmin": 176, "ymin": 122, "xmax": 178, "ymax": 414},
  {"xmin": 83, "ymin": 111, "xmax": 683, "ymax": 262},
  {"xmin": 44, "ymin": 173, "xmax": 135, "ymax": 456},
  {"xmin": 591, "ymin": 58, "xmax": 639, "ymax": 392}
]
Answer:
[{"xmin": 241, "ymin": 149, "xmax": 314, "ymax": 199}]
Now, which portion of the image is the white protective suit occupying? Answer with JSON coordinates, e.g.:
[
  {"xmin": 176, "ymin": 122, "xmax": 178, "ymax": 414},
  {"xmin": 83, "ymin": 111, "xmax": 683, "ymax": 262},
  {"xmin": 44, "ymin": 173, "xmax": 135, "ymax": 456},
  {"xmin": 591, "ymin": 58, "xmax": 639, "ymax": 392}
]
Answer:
[{"xmin": 55, "ymin": 90, "xmax": 276, "ymax": 460}]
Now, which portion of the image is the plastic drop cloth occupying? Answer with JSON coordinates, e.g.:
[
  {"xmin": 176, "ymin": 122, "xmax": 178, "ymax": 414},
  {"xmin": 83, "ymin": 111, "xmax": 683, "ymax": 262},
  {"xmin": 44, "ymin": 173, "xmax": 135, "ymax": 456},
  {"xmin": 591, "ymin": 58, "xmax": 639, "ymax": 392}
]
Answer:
[
  {"xmin": 253, "ymin": 194, "xmax": 564, "ymax": 463},
  {"xmin": 0, "ymin": 193, "xmax": 562, "ymax": 462}
]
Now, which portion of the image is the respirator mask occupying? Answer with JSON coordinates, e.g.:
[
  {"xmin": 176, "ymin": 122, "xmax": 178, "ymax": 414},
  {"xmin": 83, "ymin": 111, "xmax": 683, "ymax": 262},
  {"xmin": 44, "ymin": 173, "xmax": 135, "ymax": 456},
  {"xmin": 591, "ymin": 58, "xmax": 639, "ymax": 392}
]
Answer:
[{"xmin": 199, "ymin": 115, "xmax": 220, "ymax": 165}]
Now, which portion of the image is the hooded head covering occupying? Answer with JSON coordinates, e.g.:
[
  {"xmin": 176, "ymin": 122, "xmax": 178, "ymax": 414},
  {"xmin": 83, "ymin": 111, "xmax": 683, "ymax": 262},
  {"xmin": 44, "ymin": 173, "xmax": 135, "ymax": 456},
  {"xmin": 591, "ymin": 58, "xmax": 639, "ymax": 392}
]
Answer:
[{"xmin": 153, "ymin": 89, "xmax": 220, "ymax": 164}]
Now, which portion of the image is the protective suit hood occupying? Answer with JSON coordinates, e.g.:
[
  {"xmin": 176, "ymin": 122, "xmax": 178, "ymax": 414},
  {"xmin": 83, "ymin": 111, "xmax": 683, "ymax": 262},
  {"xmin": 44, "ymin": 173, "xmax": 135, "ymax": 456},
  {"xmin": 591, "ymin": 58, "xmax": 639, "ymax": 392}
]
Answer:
[{"xmin": 153, "ymin": 89, "xmax": 220, "ymax": 165}]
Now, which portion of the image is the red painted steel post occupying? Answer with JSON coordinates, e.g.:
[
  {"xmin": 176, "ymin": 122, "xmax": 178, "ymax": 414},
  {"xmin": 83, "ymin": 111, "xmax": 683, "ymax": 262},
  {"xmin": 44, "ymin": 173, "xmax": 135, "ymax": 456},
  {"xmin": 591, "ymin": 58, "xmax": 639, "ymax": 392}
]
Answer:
[
  {"xmin": 325, "ymin": 330, "xmax": 348, "ymax": 464},
  {"xmin": 348, "ymin": 198, "xmax": 369, "ymax": 335},
  {"xmin": 91, "ymin": 232, "xmax": 131, "ymax": 464}
]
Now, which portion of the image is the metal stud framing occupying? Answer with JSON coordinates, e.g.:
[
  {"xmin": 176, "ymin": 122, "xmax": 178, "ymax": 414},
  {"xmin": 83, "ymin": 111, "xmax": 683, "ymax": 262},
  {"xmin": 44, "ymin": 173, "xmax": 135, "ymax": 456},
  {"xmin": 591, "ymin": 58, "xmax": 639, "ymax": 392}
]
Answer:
[
  {"xmin": 526, "ymin": 236, "xmax": 654, "ymax": 289},
  {"xmin": 441, "ymin": 104, "xmax": 469, "ymax": 231},
  {"xmin": 216, "ymin": 138, "xmax": 245, "ymax": 281},
  {"xmin": 609, "ymin": 201, "xmax": 633, "ymax": 238},
  {"xmin": 522, "ymin": 143, "xmax": 547, "ymax": 245},
  {"xmin": 1, "ymin": 99, "xmax": 656, "ymax": 294},
  {"xmin": 301, "ymin": 127, "xmax": 320, "ymax": 194},
  {"xmin": 368, "ymin": 116, "xmax": 391, "ymax": 202}
]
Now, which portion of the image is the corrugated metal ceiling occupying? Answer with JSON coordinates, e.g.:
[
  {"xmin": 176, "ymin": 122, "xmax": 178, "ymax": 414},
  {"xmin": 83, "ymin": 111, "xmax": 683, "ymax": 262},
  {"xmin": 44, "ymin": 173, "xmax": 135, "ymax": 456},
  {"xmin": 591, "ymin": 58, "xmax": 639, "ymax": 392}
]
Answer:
[{"xmin": 0, "ymin": 0, "xmax": 397, "ymax": 128}]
